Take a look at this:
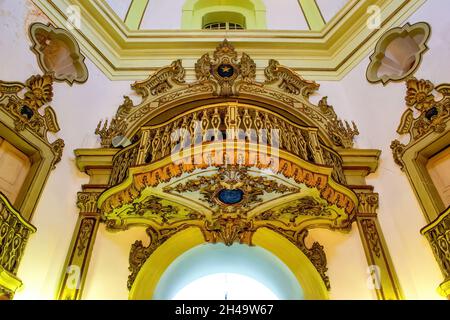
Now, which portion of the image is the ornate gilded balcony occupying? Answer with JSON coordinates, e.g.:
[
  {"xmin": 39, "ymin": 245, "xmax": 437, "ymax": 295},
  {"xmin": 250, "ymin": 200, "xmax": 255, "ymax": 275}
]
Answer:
[
  {"xmin": 109, "ymin": 102, "xmax": 347, "ymax": 187},
  {"xmin": 0, "ymin": 192, "xmax": 36, "ymax": 299},
  {"xmin": 421, "ymin": 206, "xmax": 450, "ymax": 298}
]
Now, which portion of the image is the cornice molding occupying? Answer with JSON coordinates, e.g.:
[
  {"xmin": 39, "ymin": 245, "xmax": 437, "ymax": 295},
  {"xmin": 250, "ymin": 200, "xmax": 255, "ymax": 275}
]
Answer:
[{"xmin": 32, "ymin": 0, "xmax": 426, "ymax": 80}]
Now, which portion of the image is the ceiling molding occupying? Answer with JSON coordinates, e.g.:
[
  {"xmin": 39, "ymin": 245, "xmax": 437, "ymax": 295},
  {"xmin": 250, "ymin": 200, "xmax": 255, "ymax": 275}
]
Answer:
[{"xmin": 32, "ymin": 0, "xmax": 426, "ymax": 80}]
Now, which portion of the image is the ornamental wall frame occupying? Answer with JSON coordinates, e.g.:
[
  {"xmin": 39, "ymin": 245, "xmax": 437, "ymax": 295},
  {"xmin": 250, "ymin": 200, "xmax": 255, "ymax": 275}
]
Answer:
[
  {"xmin": 391, "ymin": 78, "xmax": 450, "ymax": 298},
  {"xmin": 58, "ymin": 41, "xmax": 402, "ymax": 300},
  {"xmin": 0, "ymin": 74, "xmax": 64, "ymax": 221},
  {"xmin": 0, "ymin": 74, "xmax": 64, "ymax": 298}
]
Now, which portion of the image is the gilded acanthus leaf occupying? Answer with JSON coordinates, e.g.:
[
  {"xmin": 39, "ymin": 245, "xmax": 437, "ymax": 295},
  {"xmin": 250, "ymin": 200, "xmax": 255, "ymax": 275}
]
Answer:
[
  {"xmin": 44, "ymin": 106, "xmax": 60, "ymax": 133},
  {"xmin": 132, "ymin": 59, "xmax": 186, "ymax": 98},
  {"xmin": 264, "ymin": 59, "xmax": 320, "ymax": 97},
  {"xmin": 396, "ymin": 109, "xmax": 414, "ymax": 135}
]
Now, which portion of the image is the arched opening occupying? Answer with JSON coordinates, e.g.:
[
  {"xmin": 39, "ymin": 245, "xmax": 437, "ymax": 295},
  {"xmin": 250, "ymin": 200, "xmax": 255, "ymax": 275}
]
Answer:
[
  {"xmin": 129, "ymin": 227, "xmax": 329, "ymax": 300},
  {"xmin": 181, "ymin": 0, "xmax": 266, "ymax": 29},
  {"xmin": 154, "ymin": 243, "xmax": 302, "ymax": 300}
]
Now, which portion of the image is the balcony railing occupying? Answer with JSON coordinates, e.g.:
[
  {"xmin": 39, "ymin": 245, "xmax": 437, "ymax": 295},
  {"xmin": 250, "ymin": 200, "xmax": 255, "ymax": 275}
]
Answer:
[
  {"xmin": 421, "ymin": 206, "xmax": 450, "ymax": 297},
  {"xmin": 109, "ymin": 103, "xmax": 346, "ymax": 187},
  {"xmin": 0, "ymin": 192, "xmax": 36, "ymax": 298}
]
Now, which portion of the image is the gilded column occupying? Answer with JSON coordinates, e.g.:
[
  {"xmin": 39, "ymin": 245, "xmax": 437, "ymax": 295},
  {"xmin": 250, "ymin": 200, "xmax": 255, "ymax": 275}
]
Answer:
[
  {"xmin": 356, "ymin": 192, "xmax": 403, "ymax": 300},
  {"xmin": 56, "ymin": 192, "xmax": 101, "ymax": 300}
]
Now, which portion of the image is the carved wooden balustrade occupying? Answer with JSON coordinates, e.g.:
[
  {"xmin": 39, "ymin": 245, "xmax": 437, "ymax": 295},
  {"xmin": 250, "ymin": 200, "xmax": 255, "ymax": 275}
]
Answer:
[
  {"xmin": 421, "ymin": 206, "xmax": 450, "ymax": 297},
  {"xmin": 108, "ymin": 103, "xmax": 346, "ymax": 187},
  {"xmin": 0, "ymin": 192, "xmax": 36, "ymax": 298}
]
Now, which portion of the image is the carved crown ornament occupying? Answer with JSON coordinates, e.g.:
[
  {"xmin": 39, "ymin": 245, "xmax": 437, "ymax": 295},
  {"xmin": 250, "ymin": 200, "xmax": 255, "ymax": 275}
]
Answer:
[
  {"xmin": 0, "ymin": 74, "xmax": 64, "ymax": 168},
  {"xmin": 95, "ymin": 40, "xmax": 359, "ymax": 151},
  {"xmin": 391, "ymin": 78, "xmax": 450, "ymax": 170}
]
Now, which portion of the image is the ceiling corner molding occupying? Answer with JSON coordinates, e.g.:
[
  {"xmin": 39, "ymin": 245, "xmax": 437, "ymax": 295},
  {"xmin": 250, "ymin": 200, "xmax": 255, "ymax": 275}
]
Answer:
[{"xmin": 31, "ymin": 0, "xmax": 426, "ymax": 81}]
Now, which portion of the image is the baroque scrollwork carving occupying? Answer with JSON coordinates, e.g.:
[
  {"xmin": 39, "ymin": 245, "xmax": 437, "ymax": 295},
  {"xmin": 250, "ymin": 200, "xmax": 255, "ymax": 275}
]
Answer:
[
  {"xmin": 391, "ymin": 78, "xmax": 450, "ymax": 168},
  {"xmin": 77, "ymin": 192, "xmax": 101, "ymax": 213},
  {"xmin": 318, "ymin": 97, "xmax": 359, "ymax": 149},
  {"xmin": 132, "ymin": 60, "xmax": 185, "ymax": 98},
  {"xmin": 0, "ymin": 74, "xmax": 64, "ymax": 167},
  {"xmin": 76, "ymin": 218, "xmax": 95, "ymax": 256},
  {"xmin": 357, "ymin": 193, "xmax": 379, "ymax": 215},
  {"xmin": 163, "ymin": 166, "xmax": 299, "ymax": 213},
  {"xmin": 254, "ymin": 196, "xmax": 332, "ymax": 223},
  {"xmin": 95, "ymin": 96, "xmax": 133, "ymax": 148},
  {"xmin": 203, "ymin": 216, "xmax": 254, "ymax": 246},
  {"xmin": 195, "ymin": 39, "xmax": 256, "ymax": 96},
  {"xmin": 128, "ymin": 224, "xmax": 189, "ymax": 289},
  {"xmin": 264, "ymin": 59, "xmax": 320, "ymax": 97},
  {"xmin": 267, "ymin": 227, "xmax": 330, "ymax": 289},
  {"xmin": 360, "ymin": 218, "xmax": 382, "ymax": 258},
  {"xmin": 132, "ymin": 195, "xmax": 179, "ymax": 222}
]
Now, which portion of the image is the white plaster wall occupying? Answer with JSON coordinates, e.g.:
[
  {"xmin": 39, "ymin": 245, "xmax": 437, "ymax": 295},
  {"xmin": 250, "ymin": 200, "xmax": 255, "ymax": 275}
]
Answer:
[{"xmin": 0, "ymin": 0, "xmax": 447, "ymax": 301}]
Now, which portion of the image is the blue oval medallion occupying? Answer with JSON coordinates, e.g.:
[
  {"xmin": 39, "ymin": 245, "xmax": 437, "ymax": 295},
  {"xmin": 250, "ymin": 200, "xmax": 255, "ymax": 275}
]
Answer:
[
  {"xmin": 217, "ymin": 64, "xmax": 234, "ymax": 78},
  {"xmin": 218, "ymin": 189, "xmax": 244, "ymax": 205},
  {"xmin": 20, "ymin": 105, "xmax": 34, "ymax": 120}
]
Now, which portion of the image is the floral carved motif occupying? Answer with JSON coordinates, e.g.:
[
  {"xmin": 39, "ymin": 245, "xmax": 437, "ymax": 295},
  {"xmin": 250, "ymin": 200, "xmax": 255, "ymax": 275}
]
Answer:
[
  {"xmin": 360, "ymin": 218, "xmax": 381, "ymax": 258},
  {"xmin": 264, "ymin": 59, "xmax": 320, "ymax": 97},
  {"xmin": 128, "ymin": 224, "xmax": 189, "ymax": 289},
  {"xmin": 195, "ymin": 39, "xmax": 256, "ymax": 96},
  {"xmin": 267, "ymin": 227, "xmax": 330, "ymax": 289},
  {"xmin": 76, "ymin": 218, "xmax": 95, "ymax": 257},
  {"xmin": 391, "ymin": 78, "xmax": 450, "ymax": 168},
  {"xmin": 0, "ymin": 74, "xmax": 64, "ymax": 168},
  {"xmin": 163, "ymin": 166, "xmax": 299, "ymax": 214},
  {"xmin": 95, "ymin": 96, "xmax": 133, "ymax": 148},
  {"xmin": 203, "ymin": 216, "xmax": 254, "ymax": 246}
]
